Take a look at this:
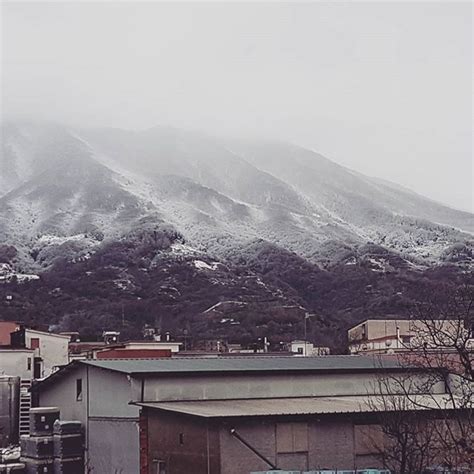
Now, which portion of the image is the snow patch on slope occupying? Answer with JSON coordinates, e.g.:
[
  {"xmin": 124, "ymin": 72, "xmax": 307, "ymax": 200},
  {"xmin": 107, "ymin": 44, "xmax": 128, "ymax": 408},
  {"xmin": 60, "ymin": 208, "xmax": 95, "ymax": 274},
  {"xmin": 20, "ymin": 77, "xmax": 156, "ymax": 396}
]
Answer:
[{"xmin": 193, "ymin": 260, "xmax": 219, "ymax": 271}]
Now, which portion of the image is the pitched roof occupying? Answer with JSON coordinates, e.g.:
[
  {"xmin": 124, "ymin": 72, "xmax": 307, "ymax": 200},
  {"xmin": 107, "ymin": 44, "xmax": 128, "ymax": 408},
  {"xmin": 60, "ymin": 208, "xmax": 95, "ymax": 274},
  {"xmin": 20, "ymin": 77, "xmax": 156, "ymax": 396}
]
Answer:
[
  {"xmin": 34, "ymin": 355, "xmax": 420, "ymax": 392},
  {"xmin": 135, "ymin": 394, "xmax": 458, "ymax": 418},
  {"xmin": 81, "ymin": 355, "xmax": 403, "ymax": 375}
]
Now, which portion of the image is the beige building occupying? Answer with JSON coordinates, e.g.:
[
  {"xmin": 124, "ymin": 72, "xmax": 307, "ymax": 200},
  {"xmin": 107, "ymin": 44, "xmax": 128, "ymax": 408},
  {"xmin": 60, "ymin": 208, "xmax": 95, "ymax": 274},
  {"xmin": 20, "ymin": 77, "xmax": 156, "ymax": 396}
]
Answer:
[{"xmin": 348, "ymin": 318, "xmax": 472, "ymax": 355}]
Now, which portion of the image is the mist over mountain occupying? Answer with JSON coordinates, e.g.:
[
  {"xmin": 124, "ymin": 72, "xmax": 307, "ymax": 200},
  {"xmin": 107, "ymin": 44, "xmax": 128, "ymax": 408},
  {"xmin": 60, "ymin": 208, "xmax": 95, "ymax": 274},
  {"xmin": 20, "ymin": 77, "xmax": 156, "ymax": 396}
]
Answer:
[
  {"xmin": 0, "ymin": 120, "xmax": 472, "ymax": 348},
  {"xmin": 1, "ymin": 120, "xmax": 472, "ymax": 269}
]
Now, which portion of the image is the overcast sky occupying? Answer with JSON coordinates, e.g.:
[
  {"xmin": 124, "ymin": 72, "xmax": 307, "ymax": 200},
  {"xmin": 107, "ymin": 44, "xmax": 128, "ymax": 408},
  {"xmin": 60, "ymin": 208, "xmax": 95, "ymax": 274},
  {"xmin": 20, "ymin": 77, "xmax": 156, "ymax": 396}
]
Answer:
[{"xmin": 2, "ymin": 1, "xmax": 472, "ymax": 212}]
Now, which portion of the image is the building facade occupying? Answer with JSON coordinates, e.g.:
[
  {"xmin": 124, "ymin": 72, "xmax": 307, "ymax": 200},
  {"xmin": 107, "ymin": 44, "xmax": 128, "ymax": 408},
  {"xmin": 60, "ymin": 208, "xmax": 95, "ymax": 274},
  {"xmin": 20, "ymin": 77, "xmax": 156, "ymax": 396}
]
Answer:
[
  {"xmin": 348, "ymin": 318, "xmax": 473, "ymax": 355},
  {"xmin": 34, "ymin": 356, "xmax": 449, "ymax": 474}
]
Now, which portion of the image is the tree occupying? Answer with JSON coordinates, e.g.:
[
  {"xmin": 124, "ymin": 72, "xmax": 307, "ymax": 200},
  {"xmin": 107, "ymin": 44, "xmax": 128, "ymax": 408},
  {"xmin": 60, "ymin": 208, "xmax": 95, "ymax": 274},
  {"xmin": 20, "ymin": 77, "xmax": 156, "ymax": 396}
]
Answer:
[{"xmin": 370, "ymin": 278, "xmax": 474, "ymax": 472}]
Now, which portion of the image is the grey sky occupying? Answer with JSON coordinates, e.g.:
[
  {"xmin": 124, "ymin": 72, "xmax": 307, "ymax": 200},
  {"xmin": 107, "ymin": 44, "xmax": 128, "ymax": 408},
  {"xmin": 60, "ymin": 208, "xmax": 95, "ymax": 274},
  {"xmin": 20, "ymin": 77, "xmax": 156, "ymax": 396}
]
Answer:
[{"xmin": 2, "ymin": 1, "xmax": 472, "ymax": 212}]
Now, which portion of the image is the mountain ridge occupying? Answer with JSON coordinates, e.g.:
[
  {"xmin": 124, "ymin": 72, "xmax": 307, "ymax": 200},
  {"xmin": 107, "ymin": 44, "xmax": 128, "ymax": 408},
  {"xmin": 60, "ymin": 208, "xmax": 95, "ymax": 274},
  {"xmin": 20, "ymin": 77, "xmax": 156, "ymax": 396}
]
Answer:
[
  {"xmin": 1, "ymin": 120, "xmax": 472, "ymax": 273},
  {"xmin": 0, "ymin": 120, "xmax": 472, "ymax": 348}
]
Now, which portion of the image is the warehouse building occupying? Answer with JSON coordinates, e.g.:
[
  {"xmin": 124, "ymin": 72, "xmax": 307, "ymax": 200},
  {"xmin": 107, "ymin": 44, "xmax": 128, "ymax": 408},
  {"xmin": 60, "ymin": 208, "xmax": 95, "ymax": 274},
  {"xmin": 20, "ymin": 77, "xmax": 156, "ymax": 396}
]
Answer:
[{"xmin": 34, "ymin": 356, "xmax": 449, "ymax": 474}]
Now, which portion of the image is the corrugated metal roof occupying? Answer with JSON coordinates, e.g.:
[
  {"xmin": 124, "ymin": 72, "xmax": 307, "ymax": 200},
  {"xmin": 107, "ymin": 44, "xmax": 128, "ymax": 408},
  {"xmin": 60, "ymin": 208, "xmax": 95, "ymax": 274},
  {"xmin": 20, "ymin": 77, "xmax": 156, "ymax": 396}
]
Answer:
[
  {"xmin": 136, "ymin": 394, "xmax": 457, "ymax": 418},
  {"xmin": 82, "ymin": 355, "xmax": 404, "ymax": 375}
]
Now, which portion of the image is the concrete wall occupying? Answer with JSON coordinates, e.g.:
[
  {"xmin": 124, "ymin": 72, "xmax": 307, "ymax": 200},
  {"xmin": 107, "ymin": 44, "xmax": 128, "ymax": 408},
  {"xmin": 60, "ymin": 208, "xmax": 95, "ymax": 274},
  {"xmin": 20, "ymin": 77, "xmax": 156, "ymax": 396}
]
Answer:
[
  {"xmin": 88, "ymin": 367, "xmax": 138, "ymax": 418},
  {"xmin": 39, "ymin": 365, "xmax": 140, "ymax": 474},
  {"xmin": 0, "ymin": 350, "xmax": 35, "ymax": 379},
  {"xmin": 140, "ymin": 371, "xmax": 444, "ymax": 402},
  {"xmin": 88, "ymin": 418, "xmax": 140, "ymax": 474}
]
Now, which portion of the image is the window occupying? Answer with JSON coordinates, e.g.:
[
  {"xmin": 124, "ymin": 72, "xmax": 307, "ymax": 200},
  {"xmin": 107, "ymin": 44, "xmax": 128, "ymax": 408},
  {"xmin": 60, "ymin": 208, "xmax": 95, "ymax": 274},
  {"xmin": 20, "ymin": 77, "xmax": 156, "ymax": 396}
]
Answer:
[
  {"xmin": 153, "ymin": 460, "xmax": 166, "ymax": 474},
  {"xmin": 179, "ymin": 433, "xmax": 184, "ymax": 445},
  {"xmin": 276, "ymin": 422, "xmax": 308, "ymax": 453},
  {"xmin": 27, "ymin": 358, "xmax": 32, "ymax": 371},
  {"xmin": 30, "ymin": 338, "xmax": 40, "ymax": 350},
  {"xmin": 76, "ymin": 378, "xmax": 83, "ymax": 401}
]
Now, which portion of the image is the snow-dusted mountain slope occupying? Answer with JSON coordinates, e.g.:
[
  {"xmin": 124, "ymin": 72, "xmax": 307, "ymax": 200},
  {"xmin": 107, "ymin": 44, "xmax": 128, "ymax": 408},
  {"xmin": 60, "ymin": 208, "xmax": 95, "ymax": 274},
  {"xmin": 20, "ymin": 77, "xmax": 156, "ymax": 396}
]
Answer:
[{"xmin": 1, "ymin": 120, "xmax": 472, "ymax": 270}]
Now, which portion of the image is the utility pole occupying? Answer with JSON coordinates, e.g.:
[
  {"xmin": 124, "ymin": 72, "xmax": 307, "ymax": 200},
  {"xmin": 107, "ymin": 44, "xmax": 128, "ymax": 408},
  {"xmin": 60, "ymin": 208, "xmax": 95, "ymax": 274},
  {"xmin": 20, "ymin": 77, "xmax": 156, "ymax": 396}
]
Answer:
[
  {"xmin": 183, "ymin": 329, "xmax": 188, "ymax": 351},
  {"xmin": 304, "ymin": 312, "xmax": 314, "ymax": 356}
]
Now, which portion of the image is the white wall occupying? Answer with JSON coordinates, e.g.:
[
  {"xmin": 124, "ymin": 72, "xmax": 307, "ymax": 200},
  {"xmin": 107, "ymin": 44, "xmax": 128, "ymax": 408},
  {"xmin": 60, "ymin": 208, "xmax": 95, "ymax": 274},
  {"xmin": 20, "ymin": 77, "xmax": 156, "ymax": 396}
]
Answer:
[
  {"xmin": 0, "ymin": 350, "xmax": 34, "ymax": 380},
  {"xmin": 89, "ymin": 368, "xmax": 138, "ymax": 418},
  {"xmin": 25, "ymin": 330, "xmax": 69, "ymax": 378},
  {"xmin": 39, "ymin": 365, "xmax": 140, "ymax": 474},
  {"xmin": 126, "ymin": 342, "xmax": 181, "ymax": 353}
]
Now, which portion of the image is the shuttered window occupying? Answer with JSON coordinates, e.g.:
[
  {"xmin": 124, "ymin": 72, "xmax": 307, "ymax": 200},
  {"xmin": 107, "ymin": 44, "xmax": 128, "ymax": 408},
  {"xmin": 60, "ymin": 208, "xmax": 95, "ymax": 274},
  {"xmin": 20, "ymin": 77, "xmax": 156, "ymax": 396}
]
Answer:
[
  {"xmin": 276, "ymin": 422, "xmax": 308, "ymax": 453},
  {"xmin": 354, "ymin": 424, "xmax": 383, "ymax": 455}
]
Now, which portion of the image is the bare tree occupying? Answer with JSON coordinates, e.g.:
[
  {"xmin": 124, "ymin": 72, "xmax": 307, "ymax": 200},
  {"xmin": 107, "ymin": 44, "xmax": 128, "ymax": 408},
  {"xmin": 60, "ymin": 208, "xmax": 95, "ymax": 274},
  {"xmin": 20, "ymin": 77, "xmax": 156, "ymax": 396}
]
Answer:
[{"xmin": 369, "ymin": 278, "xmax": 474, "ymax": 472}]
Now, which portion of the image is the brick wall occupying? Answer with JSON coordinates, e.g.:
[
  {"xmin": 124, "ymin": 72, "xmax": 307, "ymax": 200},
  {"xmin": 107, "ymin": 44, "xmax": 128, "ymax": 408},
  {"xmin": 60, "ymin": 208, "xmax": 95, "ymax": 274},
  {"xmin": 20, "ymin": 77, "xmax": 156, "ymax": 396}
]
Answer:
[
  {"xmin": 140, "ymin": 410, "xmax": 149, "ymax": 474},
  {"xmin": 96, "ymin": 349, "xmax": 172, "ymax": 359},
  {"xmin": 220, "ymin": 420, "xmax": 277, "ymax": 474},
  {"xmin": 145, "ymin": 411, "xmax": 386, "ymax": 473},
  {"xmin": 308, "ymin": 419, "xmax": 356, "ymax": 470},
  {"xmin": 146, "ymin": 409, "xmax": 220, "ymax": 474}
]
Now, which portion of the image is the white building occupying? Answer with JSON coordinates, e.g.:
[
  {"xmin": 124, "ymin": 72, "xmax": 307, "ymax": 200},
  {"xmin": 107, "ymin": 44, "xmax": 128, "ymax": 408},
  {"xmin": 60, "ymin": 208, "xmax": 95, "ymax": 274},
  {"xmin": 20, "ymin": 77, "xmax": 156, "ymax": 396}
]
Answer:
[
  {"xmin": 9, "ymin": 326, "xmax": 70, "ymax": 378},
  {"xmin": 288, "ymin": 340, "xmax": 330, "ymax": 356},
  {"xmin": 124, "ymin": 341, "xmax": 182, "ymax": 353},
  {"xmin": 0, "ymin": 348, "xmax": 35, "ymax": 380}
]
